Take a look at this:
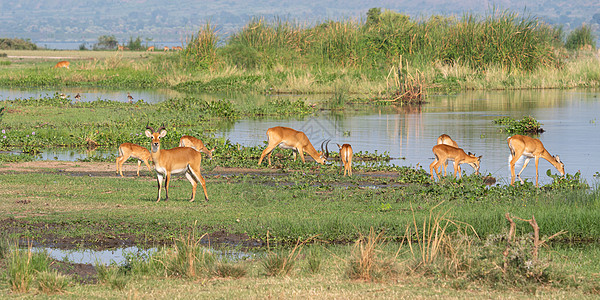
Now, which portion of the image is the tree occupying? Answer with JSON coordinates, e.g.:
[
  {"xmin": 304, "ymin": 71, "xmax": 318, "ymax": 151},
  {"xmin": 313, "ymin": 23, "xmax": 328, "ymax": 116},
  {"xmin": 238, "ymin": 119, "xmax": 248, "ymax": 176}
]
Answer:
[{"xmin": 95, "ymin": 35, "xmax": 118, "ymax": 50}]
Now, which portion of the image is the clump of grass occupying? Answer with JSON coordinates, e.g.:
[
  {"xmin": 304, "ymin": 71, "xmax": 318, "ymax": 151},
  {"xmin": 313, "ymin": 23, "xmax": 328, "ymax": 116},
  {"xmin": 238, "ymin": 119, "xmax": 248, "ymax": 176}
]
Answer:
[
  {"xmin": 96, "ymin": 263, "xmax": 130, "ymax": 291},
  {"xmin": 306, "ymin": 246, "xmax": 324, "ymax": 274},
  {"xmin": 7, "ymin": 244, "xmax": 51, "ymax": 293},
  {"xmin": 212, "ymin": 262, "xmax": 247, "ymax": 279},
  {"xmin": 493, "ymin": 115, "xmax": 544, "ymax": 134},
  {"xmin": 262, "ymin": 250, "xmax": 297, "ymax": 276},
  {"xmin": 405, "ymin": 201, "xmax": 476, "ymax": 277},
  {"xmin": 37, "ymin": 270, "xmax": 70, "ymax": 294},
  {"xmin": 346, "ymin": 227, "xmax": 398, "ymax": 281},
  {"xmin": 262, "ymin": 236, "xmax": 314, "ymax": 276}
]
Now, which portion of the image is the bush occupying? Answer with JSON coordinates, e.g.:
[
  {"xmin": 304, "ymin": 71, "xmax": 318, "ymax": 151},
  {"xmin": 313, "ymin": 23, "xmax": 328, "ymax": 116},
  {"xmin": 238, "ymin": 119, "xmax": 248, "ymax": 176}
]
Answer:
[
  {"xmin": 0, "ymin": 38, "xmax": 37, "ymax": 50},
  {"xmin": 565, "ymin": 25, "xmax": 597, "ymax": 50}
]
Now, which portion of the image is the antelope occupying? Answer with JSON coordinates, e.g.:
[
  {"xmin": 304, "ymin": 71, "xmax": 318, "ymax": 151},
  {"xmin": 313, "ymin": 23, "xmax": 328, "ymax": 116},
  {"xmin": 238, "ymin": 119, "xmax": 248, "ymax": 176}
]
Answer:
[
  {"xmin": 163, "ymin": 46, "xmax": 169, "ymax": 51},
  {"xmin": 507, "ymin": 134, "xmax": 564, "ymax": 187},
  {"xmin": 146, "ymin": 46, "xmax": 155, "ymax": 51},
  {"xmin": 54, "ymin": 61, "xmax": 70, "ymax": 69},
  {"xmin": 429, "ymin": 144, "xmax": 481, "ymax": 181},
  {"xmin": 174, "ymin": 46, "xmax": 183, "ymax": 51},
  {"xmin": 258, "ymin": 126, "xmax": 328, "ymax": 166},
  {"xmin": 74, "ymin": 93, "xmax": 81, "ymax": 102},
  {"xmin": 117, "ymin": 45, "xmax": 124, "ymax": 51},
  {"xmin": 179, "ymin": 135, "xmax": 215, "ymax": 160},
  {"xmin": 116, "ymin": 143, "xmax": 153, "ymax": 177},
  {"xmin": 337, "ymin": 143, "xmax": 353, "ymax": 176},
  {"xmin": 145, "ymin": 125, "xmax": 209, "ymax": 202},
  {"xmin": 435, "ymin": 134, "xmax": 459, "ymax": 176}
]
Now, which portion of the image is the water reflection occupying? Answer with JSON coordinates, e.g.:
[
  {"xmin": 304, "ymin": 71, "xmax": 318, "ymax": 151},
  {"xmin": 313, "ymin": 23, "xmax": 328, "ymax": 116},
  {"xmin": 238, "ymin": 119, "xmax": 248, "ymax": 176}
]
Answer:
[
  {"xmin": 219, "ymin": 89, "xmax": 600, "ymax": 185},
  {"xmin": 2, "ymin": 88, "xmax": 599, "ymax": 185}
]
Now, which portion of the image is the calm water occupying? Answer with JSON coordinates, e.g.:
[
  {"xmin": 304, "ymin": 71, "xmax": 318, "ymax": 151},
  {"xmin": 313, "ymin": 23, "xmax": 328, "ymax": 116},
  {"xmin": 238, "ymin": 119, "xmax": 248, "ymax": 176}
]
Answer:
[
  {"xmin": 0, "ymin": 87, "xmax": 183, "ymax": 104},
  {"xmin": 219, "ymin": 89, "xmax": 600, "ymax": 186},
  {"xmin": 2, "ymin": 88, "xmax": 599, "ymax": 185}
]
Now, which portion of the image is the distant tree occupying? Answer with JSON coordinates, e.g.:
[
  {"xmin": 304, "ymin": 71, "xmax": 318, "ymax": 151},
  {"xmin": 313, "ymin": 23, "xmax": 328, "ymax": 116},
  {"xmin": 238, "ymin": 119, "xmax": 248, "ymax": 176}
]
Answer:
[
  {"xmin": 79, "ymin": 42, "xmax": 88, "ymax": 50},
  {"xmin": 366, "ymin": 8, "xmax": 381, "ymax": 27},
  {"xmin": 0, "ymin": 38, "xmax": 37, "ymax": 50},
  {"xmin": 94, "ymin": 35, "xmax": 118, "ymax": 50},
  {"xmin": 126, "ymin": 36, "xmax": 144, "ymax": 51},
  {"xmin": 565, "ymin": 25, "xmax": 596, "ymax": 50}
]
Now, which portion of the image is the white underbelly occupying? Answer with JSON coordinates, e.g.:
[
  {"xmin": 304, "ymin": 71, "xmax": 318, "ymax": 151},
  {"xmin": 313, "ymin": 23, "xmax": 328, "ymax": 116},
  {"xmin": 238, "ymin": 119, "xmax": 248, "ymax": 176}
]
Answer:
[{"xmin": 155, "ymin": 166, "xmax": 188, "ymax": 175}]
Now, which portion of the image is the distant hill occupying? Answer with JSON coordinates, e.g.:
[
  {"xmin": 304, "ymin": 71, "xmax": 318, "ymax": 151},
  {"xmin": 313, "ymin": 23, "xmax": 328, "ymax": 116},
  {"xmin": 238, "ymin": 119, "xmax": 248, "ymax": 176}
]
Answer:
[{"xmin": 1, "ymin": 0, "xmax": 598, "ymax": 45}]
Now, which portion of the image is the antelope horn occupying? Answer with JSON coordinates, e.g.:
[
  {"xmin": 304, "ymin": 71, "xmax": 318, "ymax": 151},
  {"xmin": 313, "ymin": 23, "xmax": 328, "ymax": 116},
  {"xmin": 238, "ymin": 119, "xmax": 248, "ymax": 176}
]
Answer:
[
  {"xmin": 157, "ymin": 123, "xmax": 166, "ymax": 132},
  {"xmin": 146, "ymin": 122, "xmax": 155, "ymax": 133},
  {"xmin": 320, "ymin": 139, "xmax": 330, "ymax": 158}
]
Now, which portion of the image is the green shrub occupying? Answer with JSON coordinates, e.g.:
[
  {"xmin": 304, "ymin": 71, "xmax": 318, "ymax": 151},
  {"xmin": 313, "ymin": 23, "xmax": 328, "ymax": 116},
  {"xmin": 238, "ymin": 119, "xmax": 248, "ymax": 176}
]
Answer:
[{"xmin": 565, "ymin": 25, "xmax": 596, "ymax": 50}]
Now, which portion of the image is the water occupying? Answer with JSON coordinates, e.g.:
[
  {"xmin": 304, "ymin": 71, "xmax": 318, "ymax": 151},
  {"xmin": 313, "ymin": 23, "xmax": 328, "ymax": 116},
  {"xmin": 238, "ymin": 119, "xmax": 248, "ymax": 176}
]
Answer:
[
  {"xmin": 2, "ymin": 88, "xmax": 599, "ymax": 185},
  {"xmin": 31, "ymin": 246, "xmax": 254, "ymax": 266},
  {"xmin": 218, "ymin": 89, "xmax": 600, "ymax": 186},
  {"xmin": 36, "ymin": 41, "xmax": 185, "ymax": 51},
  {"xmin": 0, "ymin": 87, "xmax": 183, "ymax": 104}
]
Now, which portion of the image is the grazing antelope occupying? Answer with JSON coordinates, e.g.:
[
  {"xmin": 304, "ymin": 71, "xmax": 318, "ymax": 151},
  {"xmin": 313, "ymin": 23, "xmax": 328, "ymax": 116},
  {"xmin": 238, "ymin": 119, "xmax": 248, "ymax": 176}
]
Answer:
[
  {"xmin": 145, "ymin": 125, "xmax": 208, "ymax": 202},
  {"xmin": 163, "ymin": 46, "xmax": 169, "ymax": 51},
  {"xmin": 435, "ymin": 134, "xmax": 459, "ymax": 176},
  {"xmin": 258, "ymin": 126, "xmax": 328, "ymax": 166},
  {"xmin": 116, "ymin": 143, "xmax": 153, "ymax": 177},
  {"xmin": 54, "ymin": 61, "xmax": 70, "ymax": 69},
  {"xmin": 507, "ymin": 134, "xmax": 564, "ymax": 187},
  {"xmin": 337, "ymin": 143, "xmax": 353, "ymax": 176},
  {"xmin": 179, "ymin": 135, "xmax": 215, "ymax": 160},
  {"xmin": 146, "ymin": 46, "xmax": 155, "ymax": 51},
  {"xmin": 429, "ymin": 144, "xmax": 481, "ymax": 181},
  {"xmin": 174, "ymin": 46, "xmax": 183, "ymax": 51}
]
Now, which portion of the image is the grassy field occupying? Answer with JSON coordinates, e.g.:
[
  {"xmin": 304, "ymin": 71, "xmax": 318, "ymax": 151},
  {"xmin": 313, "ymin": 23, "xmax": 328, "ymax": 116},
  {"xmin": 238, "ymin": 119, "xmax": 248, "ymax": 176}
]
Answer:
[{"xmin": 0, "ymin": 161, "xmax": 599, "ymax": 298}]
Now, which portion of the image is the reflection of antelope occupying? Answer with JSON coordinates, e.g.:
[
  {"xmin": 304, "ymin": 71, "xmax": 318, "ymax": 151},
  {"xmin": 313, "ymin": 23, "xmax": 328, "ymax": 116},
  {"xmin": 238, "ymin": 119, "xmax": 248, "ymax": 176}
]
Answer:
[
  {"xmin": 145, "ymin": 125, "xmax": 209, "ymax": 202},
  {"xmin": 507, "ymin": 134, "xmax": 564, "ymax": 187},
  {"xmin": 258, "ymin": 126, "xmax": 328, "ymax": 166},
  {"xmin": 146, "ymin": 46, "xmax": 155, "ymax": 51},
  {"xmin": 429, "ymin": 144, "xmax": 481, "ymax": 181},
  {"xmin": 337, "ymin": 143, "xmax": 353, "ymax": 176},
  {"xmin": 179, "ymin": 135, "xmax": 215, "ymax": 160},
  {"xmin": 116, "ymin": 143, "xmax": 153, "ymax": 177},
  {"xmin": 435, "ymin": 134, "xmax": 459, "ymax": 176},
  {"xmin": 54, "ymin": 61, "xmax": 70, "ymax": 69}
]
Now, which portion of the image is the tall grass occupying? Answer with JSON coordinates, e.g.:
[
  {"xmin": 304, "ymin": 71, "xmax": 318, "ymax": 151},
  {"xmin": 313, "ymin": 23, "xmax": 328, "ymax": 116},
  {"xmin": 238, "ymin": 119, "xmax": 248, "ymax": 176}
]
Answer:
[
  {"xmin": 220, "ymin": 9, "xmax": 560, "ymax": 73},
  {"xmin": 7, "ymin": 243, "xmax": 51, "ymax": 293}
]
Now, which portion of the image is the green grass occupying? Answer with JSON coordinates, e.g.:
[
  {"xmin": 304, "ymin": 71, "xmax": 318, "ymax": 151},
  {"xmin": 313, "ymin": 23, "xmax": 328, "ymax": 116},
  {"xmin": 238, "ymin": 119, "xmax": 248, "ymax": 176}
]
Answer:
[{"xmin": 0, "ymin": 168, "xmax": 596, "ymax": 246}]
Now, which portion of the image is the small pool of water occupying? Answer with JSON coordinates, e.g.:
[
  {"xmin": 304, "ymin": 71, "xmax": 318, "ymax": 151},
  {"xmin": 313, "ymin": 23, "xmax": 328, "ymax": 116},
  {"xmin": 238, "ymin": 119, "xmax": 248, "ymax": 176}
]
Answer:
[{"xmin": 31, "ymin": 246, "xmax": 255, "ymax": 266}]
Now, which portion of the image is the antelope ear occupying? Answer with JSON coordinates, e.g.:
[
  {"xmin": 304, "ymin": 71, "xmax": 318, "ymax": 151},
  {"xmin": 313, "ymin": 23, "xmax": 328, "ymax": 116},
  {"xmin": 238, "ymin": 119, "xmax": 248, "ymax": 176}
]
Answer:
[
  {"xmin": 145, "ymin": 130, "xmax": 153, "ymax": 138},
  {"xmin": 478, "ymin": 155, "xmax": 483, "ymax": 159},
  {"xmin": 159, "ymin": 129, "xmax": 167, "ymax": 138}
]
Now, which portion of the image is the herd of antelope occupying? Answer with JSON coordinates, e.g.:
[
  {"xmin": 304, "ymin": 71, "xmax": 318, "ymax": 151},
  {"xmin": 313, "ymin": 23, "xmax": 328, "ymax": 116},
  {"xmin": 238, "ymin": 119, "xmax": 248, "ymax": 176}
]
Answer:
[{"xmin": 117, "ymin": 125, "xmax": 564, "ymax": 203}]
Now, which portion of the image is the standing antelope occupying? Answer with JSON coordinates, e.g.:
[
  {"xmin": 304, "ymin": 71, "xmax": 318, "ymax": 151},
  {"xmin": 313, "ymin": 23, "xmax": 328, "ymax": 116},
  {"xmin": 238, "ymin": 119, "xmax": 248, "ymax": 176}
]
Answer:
[
  {"xmin": 258, "ymin": 126, "xmax": 328, "ymax": 166},
  {"xmin": 429, "ymin": 144, "xmax": 481, "ymax": 181},
  {"xmin": 179, "ymin": 135, "xmax": 215, "ymax": 160},
  {"xmin": 337, "ymin": 143, "xmax": 353, "ymax": 176},
  {"xmin": 54, "ymin": 61, "xmax": 70, "ymax": 69},
  {"xmin": 116, "ymin": 143, "xmax": 153, "ymax": 177},
  {"xmin": 507, "ymin": 134, "xmax": 564, "ymax": 187},
  {"xmin": 163, "ymin": 46, "xmax": 169, "ymax": 51},
  {"xmin": 145, "ymin": 125, "xmax": 209, "ymax": 202},
  {"xmin": 436, "ymin": 134, "xmax": 459, "ymax": 176}
]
